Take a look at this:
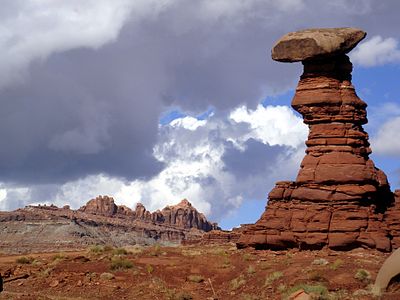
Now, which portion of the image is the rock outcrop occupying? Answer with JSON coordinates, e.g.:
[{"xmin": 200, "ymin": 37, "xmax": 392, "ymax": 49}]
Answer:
[
  {"xmin": 79, "ymin": 196, "xmax": 219, "ymax": 232},
  {"xmin": 238, "ymin": 28, "xmax": 400, "ymax": 251},
  {"xmin": 0, "ymin": 197, "xmax": 219, "ymax": 254}
]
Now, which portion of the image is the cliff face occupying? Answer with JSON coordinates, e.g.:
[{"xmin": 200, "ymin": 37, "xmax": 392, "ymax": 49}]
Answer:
[
  {"xmin": 0, "ymin": 196, "xmax": 219, "ymax": 254},
  {"xmin": 238, "ymin": 28, "xmax": 400, "ymax": 252},
  {"xmin": 78, "ymin": 196, "xmax": 219, "ymax": 232}
]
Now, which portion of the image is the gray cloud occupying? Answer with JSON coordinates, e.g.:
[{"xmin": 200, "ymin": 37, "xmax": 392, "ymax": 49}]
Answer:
[{"xmin": 1, "ymin": 1, "xmax": 400, "ymax": 212}]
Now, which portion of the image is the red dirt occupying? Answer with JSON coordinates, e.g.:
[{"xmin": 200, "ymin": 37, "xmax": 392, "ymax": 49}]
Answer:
[{"xmin": 0, "ymin": 244, "xmax": 399, "ymax": 299}]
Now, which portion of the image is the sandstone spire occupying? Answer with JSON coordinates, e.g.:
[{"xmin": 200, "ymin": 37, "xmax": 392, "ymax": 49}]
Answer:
[{"xmin": 237, "ymin": 28, "xmax": 400, "ymax": 251}]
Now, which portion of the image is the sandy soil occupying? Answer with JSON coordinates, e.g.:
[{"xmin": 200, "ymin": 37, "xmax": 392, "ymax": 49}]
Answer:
[{"xmin": 0, "ymin": 244, "xmax": 399, "ymax": 299}]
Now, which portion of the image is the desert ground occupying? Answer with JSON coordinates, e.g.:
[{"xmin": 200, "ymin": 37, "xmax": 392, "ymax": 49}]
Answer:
[{"xmin": 0, "ymin": 243, "xmax": 399, "ymax": 300}]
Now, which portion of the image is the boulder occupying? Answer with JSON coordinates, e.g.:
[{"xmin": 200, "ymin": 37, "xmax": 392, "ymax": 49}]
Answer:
[{"xmin": 272, "ymin": 27, "xmax": 366, "ymax": 62}]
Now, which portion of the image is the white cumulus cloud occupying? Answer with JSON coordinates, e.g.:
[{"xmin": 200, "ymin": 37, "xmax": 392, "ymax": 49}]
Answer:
[
  {"xmin": 350, "ymin": 36, "xmax": 400, "ymax": 67},
  {"xmin": 0, "ymin": 0, "xmax": 172, "ymax": 88},
  {"xmin": 0, "ymin": 104, "xmax": 307, "ymax": 221},
  {"xmin": 371, "ymin": 116, "xmax": 400, "ymax": 156}
]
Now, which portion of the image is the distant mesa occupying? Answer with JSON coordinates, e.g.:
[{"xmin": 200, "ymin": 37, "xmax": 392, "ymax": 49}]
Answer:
[
  {"xmin": 0, "ymin": 196, "xmax": 219, "ymax": 254},
  {"xmin": 78, "ymin": 196, "xmax": 219, "ymax": 232},
  {"xmin": 238, "ymin": 27, "xmax": 400, "ymax": 252}
]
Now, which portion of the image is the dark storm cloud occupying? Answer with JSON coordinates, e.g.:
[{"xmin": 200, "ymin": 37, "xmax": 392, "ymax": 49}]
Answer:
[
  {"xmin": 1, "ymin": 0, "xmax": 400, "ymax": 191},
  {"xmin": 222, "ymin": 139, "xmax": 283, "ymax": 178}
]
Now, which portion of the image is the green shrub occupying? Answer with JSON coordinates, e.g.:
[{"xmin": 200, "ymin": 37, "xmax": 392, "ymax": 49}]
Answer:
[
  {"xmin": 110, "ymin": 256, "xmax": 133, "ymax": 270},
  {"xmin": 112, "ymin": 247, "xmax": 128, "ymax": 255},
  {"xmin": 16, "ymin": 256, "xmax": 33, "ymax": 264},
  {"xmin": 247, "ymin": 265, "xmax": 256, "ymax": 275},
  {"xmin": 100, "ymin": 272, "xmax": 115, "ymax": 280},
  {"xmin": 146, "ymin": 264, "xmax": 154, "ymax": 274},
  {"xmin": 230, "ymin": 275, "xmax": 246, "ymax": 290},
  {"xmin": 354, "ymin": 269, "xmax": 371, "ymax": 283},
  {"xmin": 330, "ymin": 259, "xmax": 344, "ymax": 270},
  {"xmin": 264, "ymin": 271, "xmax": 283, "ymax": 286},
  {"xmin": 149, "ymin": 244, "xmax": 161, "ymax": 256},
  {"xmin": 283, "ymin": 283, "xmax": 328, "ymax": 299},
  {"xmin": 89, "ymin": 245, "xmax": 105, "ymax": 254},
  {"xmin": 243, "ymin": 253, "xmax": 255, "ymax": 261}
]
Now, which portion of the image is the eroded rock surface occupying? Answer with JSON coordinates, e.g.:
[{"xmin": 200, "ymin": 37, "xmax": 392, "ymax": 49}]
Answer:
[
  {"xmin": 238, "ymin": 28, "xmax": 400, "ymax": 251},
  {"xmin": 0, "ymin": 197, "xmax": 218, "ymax": 254},
  {"xmin": 271, "ymin": 27, "xmax": 366, "ymax": 62}
]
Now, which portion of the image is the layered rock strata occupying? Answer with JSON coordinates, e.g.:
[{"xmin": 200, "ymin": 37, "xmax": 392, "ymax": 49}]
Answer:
[
  {"xmin": 79, "ymin": 196, "xmax": 219, "ymax": 231},
  {"xmin": 238, "ymin": 28, "xmax": 399, "ymax": 251},
  {"xmin": 0, "ymin": 197, "xmax": 219, "ymax": 254}
]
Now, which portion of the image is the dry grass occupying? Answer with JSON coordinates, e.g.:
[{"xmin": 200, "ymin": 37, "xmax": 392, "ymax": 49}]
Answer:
[{"xmin": 110, "ymin": 256, "xmax": 133, "ymax": 270}]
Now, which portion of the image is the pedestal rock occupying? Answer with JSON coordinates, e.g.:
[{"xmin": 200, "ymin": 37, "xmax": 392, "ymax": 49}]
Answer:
[{"xmin": 237, "ymin": 28, "xmax": 400, "ymax": 251}]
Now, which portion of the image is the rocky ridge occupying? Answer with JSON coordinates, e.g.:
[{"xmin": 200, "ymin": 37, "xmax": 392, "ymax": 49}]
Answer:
[
  {"xmin": 238, "ymin": 28, "xmax": 400, "ymax": 251},
  {"xmin": 0, "ymin": 196, "xmax": 219, "ymax": 254}
]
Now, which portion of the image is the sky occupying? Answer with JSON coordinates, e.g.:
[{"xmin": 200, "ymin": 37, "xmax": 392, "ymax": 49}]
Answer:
[{"xmin": 0, "ymin": 0, "xmax": 400, "ymax": 229}]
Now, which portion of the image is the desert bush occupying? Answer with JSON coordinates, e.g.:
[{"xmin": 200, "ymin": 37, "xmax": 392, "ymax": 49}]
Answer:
[
  {"xmin": 40, "ymin": 267, "xmax": 53, "ymax": 278},
  {"xmin": 259, "ymin": 262, "xmax": 271, "ymax": 270},
  {"xmin": 110, "ymin": 256, "xmax": 133, "ymax": 270},
  {"xmin": 242, "ymin": 253, "xmax": 255, "ymax": 261},
  {"xmin": 282, "ymin": 283, "xmax": 328, "ymax": 299},
  {"xmin": 112, "ymin": 247, "xmax": 128, "ymax": 255},
  {"xmin": 16, "ymin": 256, "xmax": 34, "ymax": 264},
  {"xmin": 330, "ymin": 258, "xmax": 344, "ymax": 270},
  {"xmin": 220, "ymin": 257, "xmax": 231, "ymax": 269},
  {"xmin": 354, "ymin": 269, "xmax": 371, "ymax": 283},
  {"xmin": 264, "ymin": 271, "xmax": 283, "ymax": 287},
  {"xmin": 100, "ymin": 272, "xmax": 115, "ymax": 280},
  {"xmin": 52, "ymin": 253, "xmax": 67, "ymax": 260},
  {"xmin": 230, "ymin": 275, "xmax": 246, "ymax": 290},
  {"xmin": 146, "ymin": 264, "xmax": 154, "ymax": 274},
  {"xmin": 247, "ymin": 265, "xmax": 256, "ymax": 275},
  {"xmin": 307, "ymin": 270, "xmax": 326, "ymax": 282},
  {"xmin": 103, "ymin": 245, "xmax": 114, "ymax": 252},
  {"xmin": 187, "ymin": 274, "xmax": 204, "ymax": 283},
  {"xmin": 89, "ymin": 245, "xmax": 105, "ymax": 254},
  {"xmin": 181, "ymin": 249, "xmax": 202, "ymax": 257},
  {"xmin": 149, "ymin": 244, "xmax": 162, "ymax": 256}
]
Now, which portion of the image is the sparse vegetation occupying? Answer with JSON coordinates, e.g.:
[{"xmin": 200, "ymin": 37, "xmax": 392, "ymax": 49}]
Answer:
[
  {"xmin": 110, "ymin": 256, "xmax": 133, "ymax": 270},
  {"xmin": 330, "ymin": 258, "xmax": 344, "ymax": 270},
  {"xmin": 100, "ymin": 272, "xmax": 115, "ymax": 280},
  {"xmin": 259, "ymin": 261, "xmax": 271, "ymax": 270},
  {"xmin": 312, "ymin": 258, "xmax": 329, "ymax": 266},
  {"xmin": 354, "ymin": 269, "xmax": 371, "ymax": 283},
  {"xmin": 308, "ymin": 270, "xmax": 326, "ymax": 282},
  {"xmin": 89, "ymin": 245, "xmax": 105, "ymax": 254},
  {"xmin": 52, "ymin": 252, "xmax": 67, "ymax": 261},
  {"xmin": 112, "ymin": 247, "xmax": 128, "ymax": 255},
  {"xmin": 282, "ymin": 283, "xmax": 328, "ymax": 299},
  {"xmin": 230, "ymin": 274, "xmax": 246, "ymax": 290},
  {"xmin": 149, "ymin": 244, "xmax": 162, "ymax": 256},
  {"xmin": 247, "ymin": 265, "xmax": 256, "ymax": 275},
  {"xmin": 187, "ymin": 274, "xmax": 204, "ymax": 283},
  {"xmin": 40, "ymin": 267, "xmax": 53, "ymax": 278},
  {"xmin": 243, "ymin": 253, "xmax": 255, "ymax": 261},
  {"xmin": 181, "ymin": 249, "xmax": 202, "ymax": 257},
  {"xmin": 220, "ymin": 257, "xmax": 231, "ymax": 268},
  {"xmin": 146, "ymin": 264, "xmax": 154, "ymax": 274},
  {"xmin": 16, "ymin": 256, "xmax": 34, "ymax": 264},
  {"xmin": 264, "ymin": 271, "xmax": 283, "ymax": 287}
]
